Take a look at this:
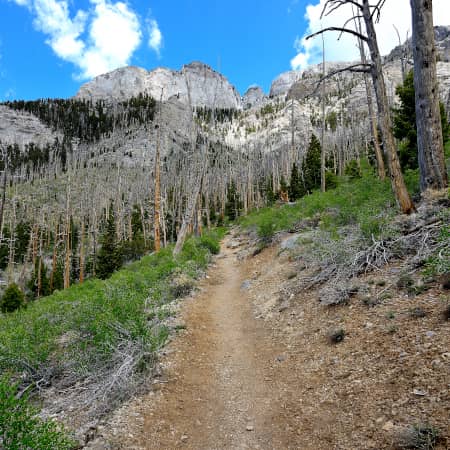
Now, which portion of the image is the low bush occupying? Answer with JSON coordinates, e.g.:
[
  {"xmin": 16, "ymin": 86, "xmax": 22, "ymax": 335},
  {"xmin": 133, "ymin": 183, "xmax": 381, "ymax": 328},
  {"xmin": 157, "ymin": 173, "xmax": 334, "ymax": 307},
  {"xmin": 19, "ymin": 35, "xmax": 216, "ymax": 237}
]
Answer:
[
  {"xmin": 0, "ymin": 376, "xmax": 74, "ymax": 449},
  {"xmin": 0, "ymin": 283, "xmax": 25, "ymax": 313},
  {"xmin": 0, "ymin": 232, "xmax": 222, "ymax": 422}
]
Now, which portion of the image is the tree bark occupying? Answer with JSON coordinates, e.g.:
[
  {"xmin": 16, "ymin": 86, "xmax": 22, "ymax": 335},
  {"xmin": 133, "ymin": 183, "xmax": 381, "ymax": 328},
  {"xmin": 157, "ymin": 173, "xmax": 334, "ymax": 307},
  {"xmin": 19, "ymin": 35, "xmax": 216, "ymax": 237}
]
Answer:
[
  {"xmin": 362, "ymin": 0, "xmax": 415, "ymax": 213},
  {"xmin": 355, "ymin": 14, "xmax": 385, "ymax": 180},
  {"xmin": 321, "ymin": 32, "xmax": 326, "ymax": 192},
  {"xmin": 410, "ymin": 0, "xmax": 448, "ymax": 191}
]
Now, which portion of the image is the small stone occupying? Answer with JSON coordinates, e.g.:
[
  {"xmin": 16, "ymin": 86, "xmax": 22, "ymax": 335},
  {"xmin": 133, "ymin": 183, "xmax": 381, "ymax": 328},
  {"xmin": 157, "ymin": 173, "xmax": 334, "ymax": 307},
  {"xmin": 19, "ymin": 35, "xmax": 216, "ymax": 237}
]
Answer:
[
  {"xmin": 382, "ymin": 421, "xmax": 395, "ymax": 431},
  {"xmin": 246, "ymin": 425, "xmax": 254, "ymax": 431},
  {"xmin": 181, "ymin": 435, "xmax": 189, "ymax": 442},
  {"xmin": 431, "ymin": 359, "xmax": 441, "ymax": 368},
  {"xmin": 413, "ymin": 388, "xmax": 427, "ymax": 396}
]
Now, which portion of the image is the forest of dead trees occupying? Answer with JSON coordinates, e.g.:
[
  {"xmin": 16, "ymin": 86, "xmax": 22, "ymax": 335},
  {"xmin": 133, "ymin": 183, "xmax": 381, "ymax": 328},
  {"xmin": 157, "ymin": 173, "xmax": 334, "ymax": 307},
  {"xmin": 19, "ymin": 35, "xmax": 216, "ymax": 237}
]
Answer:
[{"xmin": 0, "ymin": 0, "xmax": 447, "ymax": 306}]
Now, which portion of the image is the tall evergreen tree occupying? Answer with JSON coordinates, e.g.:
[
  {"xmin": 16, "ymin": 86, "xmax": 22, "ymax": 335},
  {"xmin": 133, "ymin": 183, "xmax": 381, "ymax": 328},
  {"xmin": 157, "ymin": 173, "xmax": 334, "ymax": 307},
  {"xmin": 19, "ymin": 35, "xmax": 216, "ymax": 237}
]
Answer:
[
  {"xmin": 225, "ymin": 181, "xmax": 242, "ymax": 221},
  {"xmin": 393, "ymin": 69, "xmax": 449, "ymax": 171},
  {"xmin": 288, "ymin": 163, "xmax": 305, "ymax": 201},
  {"xmin": 302, "ymin": 134, "xmax": 322, "ymax": 194},
  {"xmin": 96, "ymin": 206, "xmax": 123, "ymax": 280},
  {"xmin": 27, "ymin": 259, "xmax": 51, "ymax": 299}
]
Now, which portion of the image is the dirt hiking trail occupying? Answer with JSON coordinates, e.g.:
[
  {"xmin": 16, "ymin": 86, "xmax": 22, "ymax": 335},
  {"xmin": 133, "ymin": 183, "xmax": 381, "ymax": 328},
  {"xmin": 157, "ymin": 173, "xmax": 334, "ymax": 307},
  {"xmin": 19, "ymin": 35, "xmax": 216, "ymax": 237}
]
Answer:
[
  {"xmin": 128, "ymin": 238, "xmax": 293, "ymax": 449},
  {"xmin": 88, "ymin": 235, "xmax": 449, "ymax": 450}
]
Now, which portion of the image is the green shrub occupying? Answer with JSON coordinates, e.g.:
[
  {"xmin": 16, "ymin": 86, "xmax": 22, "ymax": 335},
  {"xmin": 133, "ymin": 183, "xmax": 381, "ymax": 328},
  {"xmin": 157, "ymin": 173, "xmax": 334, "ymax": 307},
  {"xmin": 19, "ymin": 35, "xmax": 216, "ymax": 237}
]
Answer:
[
  {"xmin": 240, "ymin": 161, "xmax": 395, "ymax": 241},
  {"xmin": 344, "ymin": 160, "xmax": 361, "ymax": 179},
  {"xmin": 257, "ymin": 216, "xmax": 276, "ymax": 242},
  {"xmin": 0, "ymin": 284, "xmax": 25, "ymax": 313},
  {"xmin": 0, "ymin": 377, "xmax": 74, "ymax": 449},
  {"xmin": 325, "ymin": 171, "xmax": 338, "ymax": 190},
  {"xmin": 0, "ymin": 231, "xmax": 222, "ymax": 426},
  {"xmin": 199, "ymin": 234, "xmax": 220, "ymax": 255}
]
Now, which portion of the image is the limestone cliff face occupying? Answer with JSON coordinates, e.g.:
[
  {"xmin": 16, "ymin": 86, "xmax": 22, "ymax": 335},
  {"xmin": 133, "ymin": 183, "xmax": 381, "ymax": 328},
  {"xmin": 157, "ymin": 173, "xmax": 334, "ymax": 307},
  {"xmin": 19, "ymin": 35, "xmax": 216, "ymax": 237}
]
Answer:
[
  {"xmin": 75, "ymin": 62, "xmax": 241, "ymax": 109},
  {"xmin": 242, "ymin": 86, "xmax": 267, "ymax": 109},
  {"xmin": 269, "ymin": 71, "xmax": 303, "ymax": 98},
  {"xmin": 0, "ymin": 105, "xmax": 59, "ymax": 148}
]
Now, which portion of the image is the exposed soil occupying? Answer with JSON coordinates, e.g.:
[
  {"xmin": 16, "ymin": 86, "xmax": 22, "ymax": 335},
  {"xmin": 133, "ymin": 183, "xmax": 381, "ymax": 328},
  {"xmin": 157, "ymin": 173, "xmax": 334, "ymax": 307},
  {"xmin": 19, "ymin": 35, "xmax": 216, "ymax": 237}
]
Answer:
[{"xmin": 87, "ymin": 233, "xmax": 449, "ymax": 450}]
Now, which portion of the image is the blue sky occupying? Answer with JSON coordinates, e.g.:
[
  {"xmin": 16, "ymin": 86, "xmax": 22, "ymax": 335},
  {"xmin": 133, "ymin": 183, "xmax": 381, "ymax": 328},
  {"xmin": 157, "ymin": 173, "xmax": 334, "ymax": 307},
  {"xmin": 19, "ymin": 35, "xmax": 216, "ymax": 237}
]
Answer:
[{"xmin": 0, "ymin": 0, "xmax": 448, "ymax": 101}]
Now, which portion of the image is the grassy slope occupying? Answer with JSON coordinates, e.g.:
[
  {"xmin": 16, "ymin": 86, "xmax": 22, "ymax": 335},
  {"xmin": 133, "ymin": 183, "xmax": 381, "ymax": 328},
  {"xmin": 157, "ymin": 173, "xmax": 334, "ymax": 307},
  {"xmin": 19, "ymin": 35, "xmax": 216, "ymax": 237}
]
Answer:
[
  {"xmin": 240, "ymin": 164, "xmax": 402, "ymax": 240},
  {"xmin": 0, "ymin": 230, "xmax": 223, "ymax": 448}
]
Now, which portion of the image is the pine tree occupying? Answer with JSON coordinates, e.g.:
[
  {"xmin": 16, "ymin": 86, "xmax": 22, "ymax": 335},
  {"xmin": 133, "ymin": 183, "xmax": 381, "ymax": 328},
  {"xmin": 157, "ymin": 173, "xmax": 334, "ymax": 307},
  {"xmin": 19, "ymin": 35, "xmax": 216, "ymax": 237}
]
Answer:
[
  {"xmin": 302, "ymin": 134, "xmax": 321, "ymax": 193},
  {"xmin": 393, "ymin": 70, "xmax": 449, "ymax": 171},
  {"xmin": 288, "ymin": 163, "xmax": 305, "ymax": 201},
  {"xmin": 96, "ymin": 206, "xmax": 123, "ymax": 280},
  {"xmin": 27, "ymin": 259, "xmax": 51, "ymax": 299},
  {"xmin": 1, "ymin": 283, "xmax": 25, "ymax": 313},
  {"xmin": 264, "ymin": 177, "xmax": 276, "ymax": 205},
  {"xmin": 225, "ymin": 182, "xmax": 242, "ymax": 221}
]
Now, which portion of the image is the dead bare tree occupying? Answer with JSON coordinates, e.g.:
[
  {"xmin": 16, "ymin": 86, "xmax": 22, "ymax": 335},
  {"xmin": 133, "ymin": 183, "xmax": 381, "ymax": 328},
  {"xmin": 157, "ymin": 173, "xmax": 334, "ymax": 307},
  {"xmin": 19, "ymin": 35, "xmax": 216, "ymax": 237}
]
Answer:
[
  {"xmin": 306, "ymin": 0, "xmax": 415, "ymax": 214},
  {"xmin": 355, "ymin": 12, "xmax": 385, "ymax": 179},
  {"xmin": 153, "ymin": 90, "xmax": 163, "ymax": 252},
  {"xmin": 410, "ymin": 0, "xmax": 448, "ymax": 192},
  {"xmin": 321, "ymin": 31, "xmax": 326, "ymax": 192}
]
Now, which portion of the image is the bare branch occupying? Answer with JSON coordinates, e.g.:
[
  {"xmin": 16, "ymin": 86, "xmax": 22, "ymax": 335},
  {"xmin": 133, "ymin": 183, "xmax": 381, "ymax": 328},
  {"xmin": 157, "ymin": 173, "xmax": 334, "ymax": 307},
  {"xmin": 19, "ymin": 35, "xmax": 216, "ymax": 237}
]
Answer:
[
  {"xmin": 370, "ymin": 0, "xmax": 387, "ymax": 22},
  {"xmin": 322, "ymin": 0, "xmax": 363, "ymax": 19},
  {"xmin": 306, "ymin": 63, "xmax": 372, "ymax": 98},
  {"xmin": 340, "ymin": 15, "xmax": 365, "ymax": 38},
  {"xmin": 306, "ymin": 27, "xmax": 368, "ymax": 43}
]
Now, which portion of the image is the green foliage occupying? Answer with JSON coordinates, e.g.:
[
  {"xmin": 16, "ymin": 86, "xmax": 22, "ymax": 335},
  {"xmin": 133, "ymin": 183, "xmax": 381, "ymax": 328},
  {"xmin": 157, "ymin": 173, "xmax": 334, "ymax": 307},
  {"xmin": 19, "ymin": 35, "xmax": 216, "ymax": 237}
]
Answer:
[
  {"xmin": 0, "ymin": 283, "xmax": 25, "ymax": 313},
  {"xmin": 240, "ymin": 161, "xmax": 395, "ymax": 240},
  {"xmin": 96, "ymin": 206, "xmax": 123, "ymax": 279},
  {"xmin": 302, "ymin": 134, "xmax": 321, "ymax": 193},
  {"xmin": 0, "ymin": 233, "xmax": 221, "ymax": 408},
  {"xmin": 325, "ymin": 171, "xmax": 338, "ymax": 190},
  {"xmin": 3, "ymin": 95, "xmax": 156, "ymax": 144},
  {"xmin": 27, "ymin": 259, "xmax": 51, "ymax": 299},
  {"xmin": 225, "ymin": 181, "xmax": 243, "ymax": 221},
  {"xmin": 392, "ymin": 70, "xmax": 449, "ymax": 171},
  {"xmin": 0, "ymin": 222, "xmax": 31, "ymax": 270},
  {"xmin": 264, "ymin": 178, "xmax": 276, "ymax": 205},
  {"xmin": 344, "ymin": 160, "xmax": 361, "ymax": 180},
  {"xmin": 326, "ymin": 111, "xmax": 338, "ymax": 132},
  {"xmin": 392, "ymin": 70, "xmax": 417, "ymax": 170},
  {"xmin": 0, "ymin": 376, "xmax": 75, "ymax": 449},
  {"xmin": 198, "ymin": 230, "xmax": 224, "ymax": 255},
  {"xmin": 257, "ymin": 216, "xmax": 276, "ymax": 242},
  {"xmin": 288, "ymin": 163, "xmax": 305, "ymax": 201},
  {"xmin": 423, "ymin": 213, "xmax": 450, "ymax": 278}
]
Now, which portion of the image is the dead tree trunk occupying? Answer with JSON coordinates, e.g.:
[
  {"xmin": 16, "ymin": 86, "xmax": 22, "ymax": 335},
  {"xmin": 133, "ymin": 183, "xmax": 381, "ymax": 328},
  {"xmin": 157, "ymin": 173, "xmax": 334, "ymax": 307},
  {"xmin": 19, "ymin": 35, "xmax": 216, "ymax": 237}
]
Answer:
[
  {"xmin": 355, "ymin": 14, "xmax": 385, "ymax": 180},
  {"xmin": 361, "ymin": 0, "xmax": 415, "ymax": 213},
  {"xmin": 306, "ymin": 0, "xmax": 414, "ymax": 213},
  {"xmin": 64, "ymin": 184, "xmax": 71, "ymax": 289},
  {"xmin": 410, "ymin": 0, "xmax": 448, "ymax": 191},
  {"xmin": 321, "ymin": 32, "xmax": 326, "ymax": 192},
  {"xmin": 153, "ymin": 90, "xmax": 163, "ymax": 252}
]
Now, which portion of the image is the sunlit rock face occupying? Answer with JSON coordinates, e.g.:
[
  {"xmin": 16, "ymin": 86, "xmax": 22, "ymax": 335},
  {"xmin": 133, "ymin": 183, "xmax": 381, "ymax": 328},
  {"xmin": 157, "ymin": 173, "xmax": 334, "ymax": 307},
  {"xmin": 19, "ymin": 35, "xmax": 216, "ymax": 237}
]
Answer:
[{"xmin": 75, "ymin": 62, "xmax": 242, "ymax": 110}]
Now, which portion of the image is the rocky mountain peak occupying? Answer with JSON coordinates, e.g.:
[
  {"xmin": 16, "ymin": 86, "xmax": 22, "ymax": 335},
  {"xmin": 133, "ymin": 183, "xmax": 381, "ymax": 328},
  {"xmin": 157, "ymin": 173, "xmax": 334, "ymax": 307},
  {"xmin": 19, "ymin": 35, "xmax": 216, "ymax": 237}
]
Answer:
[
  {"xmin": 75, "ymin": 62, "xmax": 241, "ymax": 110},
  {"xmin": 242, "ymin": 86, "xmax": 266, "ymax": 109},
  {"xmin": 269, "ymin": 70, "xmax": 303, "ymax": 98}
]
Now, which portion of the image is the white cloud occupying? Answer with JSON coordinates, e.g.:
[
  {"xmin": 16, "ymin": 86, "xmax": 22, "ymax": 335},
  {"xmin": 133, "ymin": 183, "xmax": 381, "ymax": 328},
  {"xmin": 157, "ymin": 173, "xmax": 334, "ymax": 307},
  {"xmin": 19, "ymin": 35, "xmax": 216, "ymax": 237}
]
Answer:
[
  {"xmin": 291, "ymin": 0, "xmax": 449, "ymax": 71},
  {"xmin": 147, "ymin": 18, "xmax": 162, "ymax": 57},
  {"xmin": 80, "ymin": 0, "xmax": 142, "ymax": 78},
  {"xmin": 11, "ymin": 0, "xmax": 147, "ymax": 79}
]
